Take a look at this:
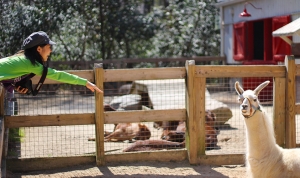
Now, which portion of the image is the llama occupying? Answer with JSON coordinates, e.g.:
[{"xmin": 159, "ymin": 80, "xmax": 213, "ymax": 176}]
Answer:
[{"xmin": 235, "ymin": 80, "xmax": 300, "ymax": 178}]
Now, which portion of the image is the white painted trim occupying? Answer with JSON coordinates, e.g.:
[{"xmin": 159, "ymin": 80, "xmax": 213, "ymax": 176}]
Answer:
[{"xmin": 214, "ymin": 0, "xmax": 247, "ymax": 7}]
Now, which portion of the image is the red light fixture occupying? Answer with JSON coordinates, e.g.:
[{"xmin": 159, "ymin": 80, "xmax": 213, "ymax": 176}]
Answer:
[
  {"xmin": 240, "ymin": 2, "xmax": 262, "ymax": 17},
  {"xmin": 240, "ymin": 8, "xmax": 251, "ymax": 17}
]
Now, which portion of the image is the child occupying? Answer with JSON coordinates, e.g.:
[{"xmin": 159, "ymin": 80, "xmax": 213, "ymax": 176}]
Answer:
[{"xmin": 0, "ymin": 31, "xmax": 102, "ymax": 94}]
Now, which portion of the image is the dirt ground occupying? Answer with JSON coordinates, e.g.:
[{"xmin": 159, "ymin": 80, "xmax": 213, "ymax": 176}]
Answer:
[{"xmin": 9, "ymin": 160, "xmax": 247, "ymax": 178}]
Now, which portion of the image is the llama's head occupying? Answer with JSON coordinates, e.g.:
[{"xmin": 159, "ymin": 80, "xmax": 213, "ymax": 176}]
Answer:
[{"xmin": 235, "ymin": 81, "xmax": 270, "ymax": 118}]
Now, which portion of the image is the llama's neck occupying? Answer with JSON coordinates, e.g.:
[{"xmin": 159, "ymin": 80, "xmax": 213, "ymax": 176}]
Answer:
[{"xmin": 244, "ymin": 110, "xmax": 280, "ymax": 159}]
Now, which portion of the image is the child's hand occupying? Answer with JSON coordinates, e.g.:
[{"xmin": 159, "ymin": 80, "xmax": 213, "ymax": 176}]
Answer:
[
  {"xmin": 86, "ymin": 81, "xmax": 103, "ymax": 93},
  {"xmin": 15, "ymin": 86, "xmax": 29, "ymax": 94}
]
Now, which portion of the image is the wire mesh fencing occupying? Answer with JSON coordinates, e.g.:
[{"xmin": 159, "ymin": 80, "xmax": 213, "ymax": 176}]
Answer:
[
  {"xmin": 5, "ymin": 85, "xmax": 97, "ymax": 158},
  {"xmin": 4, "ymin": 77, "xmax": 275, "ymax": 159},
  {"xmin": 206, "ymin": 77, "xmax": 273, "ymax": 155}
]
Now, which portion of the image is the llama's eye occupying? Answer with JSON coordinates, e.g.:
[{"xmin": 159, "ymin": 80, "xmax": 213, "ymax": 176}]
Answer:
[
  {"xmin": 238, "ymin": 99, "xmax": 244, "ymax": 104},
  {"xmin": 253, "ymin": 99, "xmax": 257, "ymax": 102}
]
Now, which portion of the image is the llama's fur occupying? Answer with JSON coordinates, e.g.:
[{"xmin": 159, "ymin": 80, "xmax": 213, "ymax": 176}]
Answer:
[{"xmin": 235, "ymin": 81, "xmax": 300, "ymax": 178}]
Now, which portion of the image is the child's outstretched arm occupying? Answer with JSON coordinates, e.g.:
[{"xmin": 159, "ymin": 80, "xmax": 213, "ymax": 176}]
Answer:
[{"xmin": 86, "ymin": 81, "xmax": 103, "ymax": 93}]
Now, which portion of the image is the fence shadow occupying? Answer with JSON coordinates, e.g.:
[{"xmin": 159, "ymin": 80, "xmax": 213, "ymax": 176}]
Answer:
[{"xmin": 10, "ymin": 160, "xmax": 245, "ymax": 177}]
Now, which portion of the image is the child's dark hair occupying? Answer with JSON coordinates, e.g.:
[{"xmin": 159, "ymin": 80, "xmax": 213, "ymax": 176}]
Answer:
[{"xmin": 24, "ymin": 44, "xmax": 47, "ymax": 66}]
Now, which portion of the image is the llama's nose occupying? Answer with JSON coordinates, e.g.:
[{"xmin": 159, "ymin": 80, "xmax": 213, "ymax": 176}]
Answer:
[{"xmin": 242, "ymin": 104, "xmax": 248, "ymax": 110}]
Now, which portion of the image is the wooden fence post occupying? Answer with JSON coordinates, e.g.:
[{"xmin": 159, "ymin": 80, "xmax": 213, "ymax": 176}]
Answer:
[
  {"xmin": 273, "ymin": 77, "xmax": 286, "ymax": 147},
  {"xmin": 94, "ymin": 63, "xmax": 105, "ymax": 165},
  {"xmin": 0, "ymin": 87, "xmax": 3, "ymax": 177},
  {"xmin": 285, "ymin": 55, "xmax": 296, "ymax": 148},
  {"xmin": 185, "ymin": 60, "xmax": 206, "ymax": 164},
  {"xmin": 0, "ymin": 86, "xmax": 4, "ymax": 116}
]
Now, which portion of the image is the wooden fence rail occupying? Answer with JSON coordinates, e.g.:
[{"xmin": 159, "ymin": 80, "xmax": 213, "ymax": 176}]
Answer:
[
  {"xmin": 49, "ymin": 56, "xmax": 226, "ymax": 69},
  {"xmin": 2, "ymin": 55, "xmax": 300, "ymax": 173}
]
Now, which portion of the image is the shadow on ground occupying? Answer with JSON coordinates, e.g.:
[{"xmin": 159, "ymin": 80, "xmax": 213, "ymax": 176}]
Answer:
[{"xmin": 8, "ymin": 160, "xmax": 246, "ymax": 178}]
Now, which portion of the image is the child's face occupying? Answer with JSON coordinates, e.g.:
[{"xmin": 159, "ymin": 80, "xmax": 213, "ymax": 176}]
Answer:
[{"xmin": 37, "ymin": 44, "xmax": 52, "ymax": 61}]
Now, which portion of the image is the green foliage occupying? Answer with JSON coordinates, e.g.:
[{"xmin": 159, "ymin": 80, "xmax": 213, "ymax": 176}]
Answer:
[
  {"xmin": 0, "ymin": 0, "xmax": 71, "ymax": 57},
  {"xmin": 147, "ymin": 0, "xmax": 220, "ymax": 57},
  {"xmin": 9, "ymin": 128, "xmax": 25, "ymax": 143},
  {"xmin": 0, "ymin": 0, "xmax": 220, "ymax": 64},
  {"xmin": 104, "ymin": 1, "xmax": 157, "ymax": 60}
]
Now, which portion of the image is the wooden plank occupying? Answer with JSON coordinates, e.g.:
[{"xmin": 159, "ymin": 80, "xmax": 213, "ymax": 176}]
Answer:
[
  {"xmin": 186, "ymin": 60, "xmax": 206, "ymax": 164},
  {"xmin": 108, "ymin": 56, "xmax": 224, "ymax": 64},
  {"xmin": 105, "ymin": 109, "xmax": 186, "ymax": 123},
  {"xmin": 295, "ymin": 64, "xmax": 300, "ymax": 76},
  {"xmin": 0, "ymin": 85, "xmax": 5, "ymax": 177},
  {"xmin": 185, "ymin": 60, "xmax": 195, "ymax": 164},
  {"xmin": 295, "ymin": 104, "xmax": 300, "ymax": 115},
  {"xmin": 273, "ymin": 77, "xmax": 286, "ymax": 147},
  {"xmin": 106, "ymin": 150, "xmax": 187, "ymax": 163},
  {"xmin": 0, "ymin": 89, "xmax": 4, "ymax": 116},
  {"xmin": 6, "ymin": 156, "xmax": 95, "ymax": 172},
  {"xmin": 108, "ymin": 152, "xmax": 244, "ymax": 166},
  {"xmin": 4, "ymin": 114, "xmax": 95, "ymax": 128},
  {"xmin": 104, "ymin": 67, "xmax": 186, "ymax": 82},
  {"xmin": 285, "ymin": 55, "xmax": 296, "ymax": 148},
  {"xmin": 5, "ymin": 110, "xmax": 186, "ymax": 128},
  {"xmin": 49, "ymin": 56, "xmax": 226, "ymax": 66},
  {"xmin": 195, "ymin": 66, "xmax": 285, "ymax": 78},
  {"xmin": 196, "ymin": 77, "xmax": 206, "ymax": 156},
  {"xmin": 0, "ymin": 118, "xmax": 4, "ymax": 176},
  {"xmin": 0, "ymin": 93, "xmax": 3, "ymax": 178},
  {"xmin": 31, "ymin": 70, "xmax": 95, "ymax": 84},
  {"xmin": 198, "ymin": 154, "xmax": 244, "ymax": 166},
  {"xmin": 2, "ymin": 128, "xmax": 8, "ymax": 178},
  {"xmin": 94, "ymin": 64, "xmax": 105, "ymax": 166}
]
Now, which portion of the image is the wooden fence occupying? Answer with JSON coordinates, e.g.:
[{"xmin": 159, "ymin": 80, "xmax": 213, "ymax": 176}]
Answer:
[
  {"xmin": 0, "ymin": 55, "xmax": 299, "ymax": 174},
  {"xmin": 0, "ymin": 83, "xmax": 7, "ymax": 177},
  {"xmin": 49, "ymin": 56, "xmax": 226, "ymax": 70}
]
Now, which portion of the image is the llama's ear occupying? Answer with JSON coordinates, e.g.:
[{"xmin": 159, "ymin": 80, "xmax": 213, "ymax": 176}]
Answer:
[
  {"xmin": 254, "ymin": 81, "xmax": 270, "ymax": 96},
  {"xmin": 235, "ymin": 81, "xmax": 244, "ymax": 95}
]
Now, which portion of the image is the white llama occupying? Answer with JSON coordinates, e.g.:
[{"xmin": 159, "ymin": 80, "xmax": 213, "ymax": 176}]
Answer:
[{"xmin": 235, "ymin": 80, "xmax": 300, "ymax": 178}]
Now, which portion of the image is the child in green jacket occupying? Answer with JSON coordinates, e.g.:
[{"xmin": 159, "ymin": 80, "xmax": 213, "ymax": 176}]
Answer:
[{"xmin": 0, "ymin": 31, "xmax": 102, "ymax": 94}]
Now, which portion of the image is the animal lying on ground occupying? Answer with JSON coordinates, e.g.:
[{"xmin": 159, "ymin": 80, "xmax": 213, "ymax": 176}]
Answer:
[
  {"xmin": 157, "ymin": 110, "xmax": 218, "ymax": 139},
  {"xmin": 162, "ymin": 121, "xmax": 218, "ymax": 149},
  {"xmin": 123, "ymin": 140, "xmax": 185, "ymax": 152},
  {"xmin": 124, "ymin": 110, "xmax": 219, "ymax": 152},
  {"xmin": 235, "ymin": 80, "xmax": 300, "ymax": 178},
  {"xmin": 104, "ymin": 123, "xmax": 151, "ymax": 142},
  {"xmin": 88, "ymin": 123, "xmax": 151, "ymax": 142},
  {"xmin": 159, "ymin": 110, "xmax": 219, "ymax": 149},
  {"xmin": 88, "ymin": 104, "xmax": 151, "ymax": 142},
  {"xmin": 123, "ymin": 121, "xmax": 218, "ymax": 152}
]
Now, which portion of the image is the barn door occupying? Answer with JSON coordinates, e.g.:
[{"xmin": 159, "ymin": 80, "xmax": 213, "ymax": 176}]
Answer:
[
  {"xmin": 233, "ymin": 22, "xmax": 248, "ymax": 61},
  {"xmin": 272, "ymin": 15, "xmax": 291, "ymax": 62}
]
